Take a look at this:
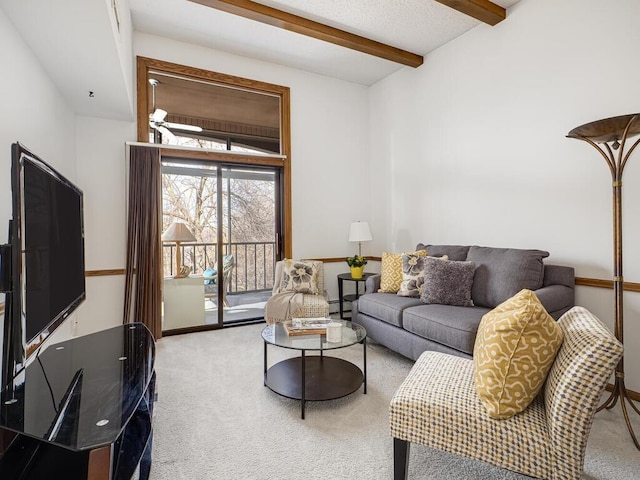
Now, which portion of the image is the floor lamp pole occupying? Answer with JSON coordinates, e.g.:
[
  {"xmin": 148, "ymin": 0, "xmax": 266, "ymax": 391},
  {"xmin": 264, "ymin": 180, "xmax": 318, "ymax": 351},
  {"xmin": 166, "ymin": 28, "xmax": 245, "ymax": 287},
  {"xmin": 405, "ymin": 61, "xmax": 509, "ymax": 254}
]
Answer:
[{"xmin": 568, "ymin": 113, "xmax": 640, "ymax": 450}]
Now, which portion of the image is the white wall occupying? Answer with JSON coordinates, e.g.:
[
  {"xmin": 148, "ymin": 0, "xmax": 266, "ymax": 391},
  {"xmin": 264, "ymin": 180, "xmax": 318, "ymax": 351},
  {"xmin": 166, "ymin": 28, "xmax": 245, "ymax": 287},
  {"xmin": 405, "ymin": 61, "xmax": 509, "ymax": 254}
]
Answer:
[
  {"xmin": 108, "ymin": 0, "xmax": 135, "ymax": 114},
  {"xmin": 134, "ymin": 32, "xmax": 371, "ymax": 297},
  {"xmin": 74, "ymin": 116, "xmax": 136, "ymax": 335},
  {"xmin": 368, "ymin": 0, "xmax": 640, "ymax": 390},
  {"xmin": 0, "ymin": 8, "xmax": 79, "ymax": 345}
]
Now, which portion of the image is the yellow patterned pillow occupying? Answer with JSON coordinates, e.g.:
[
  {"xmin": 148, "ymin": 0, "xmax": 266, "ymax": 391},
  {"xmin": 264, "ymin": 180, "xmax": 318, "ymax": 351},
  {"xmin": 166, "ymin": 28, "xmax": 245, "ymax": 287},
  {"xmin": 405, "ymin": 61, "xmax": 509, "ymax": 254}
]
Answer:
[
  {"xmin": 378, "ymin": 250, "xmax": 427, "ymax": 293},
  {"xmin": 473, "ymin": 289, "xmax": 564, "ymax": 419}
]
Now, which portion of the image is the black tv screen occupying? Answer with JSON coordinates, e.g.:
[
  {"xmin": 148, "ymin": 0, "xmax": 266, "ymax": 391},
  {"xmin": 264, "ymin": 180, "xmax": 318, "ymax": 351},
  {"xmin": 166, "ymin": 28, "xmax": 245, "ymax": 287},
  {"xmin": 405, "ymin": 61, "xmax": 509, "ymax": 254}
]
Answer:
[{"xmin": 14, "ymin": 144, "xmax": 86, "ymax": 345}]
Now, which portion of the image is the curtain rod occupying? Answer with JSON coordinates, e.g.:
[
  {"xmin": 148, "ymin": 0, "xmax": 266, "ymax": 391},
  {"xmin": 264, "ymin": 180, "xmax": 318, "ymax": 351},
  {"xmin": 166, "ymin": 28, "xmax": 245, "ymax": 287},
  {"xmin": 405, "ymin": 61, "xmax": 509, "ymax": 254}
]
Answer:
[{"xmin": 125, "ymin": 141, "xmax": 286, "ymax": 159}]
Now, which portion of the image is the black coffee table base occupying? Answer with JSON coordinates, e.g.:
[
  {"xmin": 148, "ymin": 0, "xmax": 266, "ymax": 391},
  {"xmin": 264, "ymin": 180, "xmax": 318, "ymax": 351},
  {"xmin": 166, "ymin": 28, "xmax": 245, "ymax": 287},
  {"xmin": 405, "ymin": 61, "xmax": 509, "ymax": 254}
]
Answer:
[{"xmin": 264, "ymin": 354, "xmax": 365, "ymax": 419}]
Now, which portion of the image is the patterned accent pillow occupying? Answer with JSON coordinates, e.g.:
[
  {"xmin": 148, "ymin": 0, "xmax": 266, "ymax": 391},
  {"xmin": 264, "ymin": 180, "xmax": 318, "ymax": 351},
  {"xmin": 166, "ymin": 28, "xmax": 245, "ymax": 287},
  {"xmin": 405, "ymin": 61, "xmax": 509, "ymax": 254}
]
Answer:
[
  {"xmin": 397, "ymin": 254, "xmax": 448, "ymax": 297},
  {"xmin": 473, "ymin": 289, "xmax": 564, "ymax": 419},
  {"xmin": 420, "ymin": 257, "xmax": 475, "ymax": 306},
  {"xmin": 280, "ymin": 259, "xmax": 319, "ymax": 294},
  {"xmin": 378, "ymin": 250, "xmax": 427, "ymax": 293}
]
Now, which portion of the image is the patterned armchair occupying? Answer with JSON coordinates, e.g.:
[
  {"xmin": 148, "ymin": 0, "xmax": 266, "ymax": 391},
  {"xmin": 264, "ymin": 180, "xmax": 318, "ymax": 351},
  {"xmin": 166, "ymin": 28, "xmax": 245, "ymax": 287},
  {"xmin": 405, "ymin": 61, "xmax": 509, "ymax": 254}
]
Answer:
[
  {"xmin": 265, "ymin": 259, "xmax": 329, "ymax": 324},
  {"xmin": 390, "ymin": 306, "xmax": 623, "ymax": 480}
]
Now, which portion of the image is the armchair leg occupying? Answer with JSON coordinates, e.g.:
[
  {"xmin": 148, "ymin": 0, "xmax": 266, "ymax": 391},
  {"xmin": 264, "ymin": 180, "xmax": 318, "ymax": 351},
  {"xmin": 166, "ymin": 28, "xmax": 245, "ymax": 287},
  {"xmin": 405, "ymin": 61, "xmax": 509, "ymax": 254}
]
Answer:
[{"xmin": 393, "ymin": 438, "xmax": 410, "ymax": 480}]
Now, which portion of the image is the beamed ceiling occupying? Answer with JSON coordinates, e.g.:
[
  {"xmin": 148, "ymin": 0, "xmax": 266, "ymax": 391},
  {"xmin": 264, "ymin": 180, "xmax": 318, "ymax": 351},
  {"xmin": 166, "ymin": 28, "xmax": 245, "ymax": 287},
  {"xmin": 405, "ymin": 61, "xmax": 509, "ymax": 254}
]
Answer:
[{"xmin": 0, "ymin": 0, "xmax": 521, "ymax": 120}]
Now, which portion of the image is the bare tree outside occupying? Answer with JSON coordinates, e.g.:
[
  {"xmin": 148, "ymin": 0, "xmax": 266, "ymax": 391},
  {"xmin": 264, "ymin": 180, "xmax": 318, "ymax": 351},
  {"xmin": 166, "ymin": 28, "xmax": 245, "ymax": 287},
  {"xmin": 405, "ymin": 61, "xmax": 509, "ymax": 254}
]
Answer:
[{"xmin": 161, "ymin": 160, "xmax": 277, "ymax": 293}]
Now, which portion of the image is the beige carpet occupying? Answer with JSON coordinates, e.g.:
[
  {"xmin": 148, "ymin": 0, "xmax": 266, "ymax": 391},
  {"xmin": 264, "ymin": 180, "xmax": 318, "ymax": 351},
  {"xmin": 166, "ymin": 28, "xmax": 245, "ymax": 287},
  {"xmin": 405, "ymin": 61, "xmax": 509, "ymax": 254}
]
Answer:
[{"xmin": 150, "ymin": 323, "xmax": 640, "ymax": 479}]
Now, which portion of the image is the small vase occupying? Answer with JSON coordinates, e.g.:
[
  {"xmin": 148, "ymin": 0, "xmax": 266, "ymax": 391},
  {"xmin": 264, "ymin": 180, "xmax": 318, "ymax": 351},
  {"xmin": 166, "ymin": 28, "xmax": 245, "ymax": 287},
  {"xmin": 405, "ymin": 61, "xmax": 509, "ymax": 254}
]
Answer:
[{"xmin": 350, "ymin": 266, "xmax": 364, "ymax": 279}]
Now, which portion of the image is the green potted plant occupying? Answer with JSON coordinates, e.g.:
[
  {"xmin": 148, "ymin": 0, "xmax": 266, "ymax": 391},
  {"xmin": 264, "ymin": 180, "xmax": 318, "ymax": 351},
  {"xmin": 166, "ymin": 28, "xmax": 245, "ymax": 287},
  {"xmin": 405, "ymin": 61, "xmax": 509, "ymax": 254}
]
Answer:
[{"xmin": 346, "ymin": 254, "xmax": 367, "ymax": 279}]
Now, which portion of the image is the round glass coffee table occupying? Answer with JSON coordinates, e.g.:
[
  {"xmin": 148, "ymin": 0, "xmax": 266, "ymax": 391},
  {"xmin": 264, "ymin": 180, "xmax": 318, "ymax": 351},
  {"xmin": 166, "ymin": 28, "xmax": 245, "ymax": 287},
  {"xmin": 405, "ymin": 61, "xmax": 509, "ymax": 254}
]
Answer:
[{"xmin": 262, "ymin": 320, "xmax": 367, "ymax": 419}]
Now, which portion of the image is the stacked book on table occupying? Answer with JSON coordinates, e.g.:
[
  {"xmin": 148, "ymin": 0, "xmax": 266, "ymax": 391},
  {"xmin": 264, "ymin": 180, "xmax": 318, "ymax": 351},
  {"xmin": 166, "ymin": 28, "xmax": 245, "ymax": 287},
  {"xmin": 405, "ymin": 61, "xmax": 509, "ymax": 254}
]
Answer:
[{"xmin": 284, "ymin": 318, "xmax": 333, "ymax": 336}]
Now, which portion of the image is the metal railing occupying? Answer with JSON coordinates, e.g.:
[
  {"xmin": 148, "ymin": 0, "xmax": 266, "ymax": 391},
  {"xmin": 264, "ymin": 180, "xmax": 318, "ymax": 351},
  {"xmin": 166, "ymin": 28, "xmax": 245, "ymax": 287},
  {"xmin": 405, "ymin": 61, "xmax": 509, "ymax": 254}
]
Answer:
[{"xmin": 163, "ymin": 241, "xmax": 276, "ymax": 293}]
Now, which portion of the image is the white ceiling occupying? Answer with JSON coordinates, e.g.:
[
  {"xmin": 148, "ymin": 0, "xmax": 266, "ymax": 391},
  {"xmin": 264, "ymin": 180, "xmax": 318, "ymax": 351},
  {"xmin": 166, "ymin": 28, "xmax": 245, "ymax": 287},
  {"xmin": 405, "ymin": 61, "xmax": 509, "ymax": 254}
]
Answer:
[
  {"xmin": 1, "ymin": 0, "xmax": 520, "ymax": 121},
  {"xmin": 131, "ymin": 0, "xmax": 520, "ymax": 85}
]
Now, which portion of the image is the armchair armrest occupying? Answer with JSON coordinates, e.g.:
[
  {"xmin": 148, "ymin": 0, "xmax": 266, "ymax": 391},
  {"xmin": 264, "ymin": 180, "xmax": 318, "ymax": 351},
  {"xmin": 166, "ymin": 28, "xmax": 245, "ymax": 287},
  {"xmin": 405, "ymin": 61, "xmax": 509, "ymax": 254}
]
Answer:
[{"xmin": 366, "ymin": 274, "xmax": 381, "ymax": 294}]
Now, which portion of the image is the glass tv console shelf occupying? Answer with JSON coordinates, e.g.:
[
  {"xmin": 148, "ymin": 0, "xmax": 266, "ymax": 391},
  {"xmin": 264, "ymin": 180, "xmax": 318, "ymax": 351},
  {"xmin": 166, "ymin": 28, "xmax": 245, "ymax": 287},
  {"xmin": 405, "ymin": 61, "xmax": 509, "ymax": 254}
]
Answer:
[{"xmin": 0, "ymin": 323, "xmax": 156, "ymax": 479}]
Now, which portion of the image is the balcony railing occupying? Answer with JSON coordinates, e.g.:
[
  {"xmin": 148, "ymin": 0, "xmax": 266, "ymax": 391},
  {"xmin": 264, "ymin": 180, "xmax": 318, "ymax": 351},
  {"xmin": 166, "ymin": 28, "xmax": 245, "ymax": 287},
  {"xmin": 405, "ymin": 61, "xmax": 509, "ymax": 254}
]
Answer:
[{"xmin": 163, "ymin": 241, "xmax": 276, "ymax": 294}]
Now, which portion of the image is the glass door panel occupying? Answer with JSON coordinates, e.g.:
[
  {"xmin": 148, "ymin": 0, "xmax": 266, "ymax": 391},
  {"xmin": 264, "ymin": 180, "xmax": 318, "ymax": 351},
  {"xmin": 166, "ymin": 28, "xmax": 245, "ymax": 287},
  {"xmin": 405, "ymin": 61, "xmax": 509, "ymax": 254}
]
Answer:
[
  {"xmin": 161, "ymin": 159, "xmax": 280, "ymax": 333},
  {"xmin": 221, "ymin": 166, "xmax": 277, "ymax": 324}
]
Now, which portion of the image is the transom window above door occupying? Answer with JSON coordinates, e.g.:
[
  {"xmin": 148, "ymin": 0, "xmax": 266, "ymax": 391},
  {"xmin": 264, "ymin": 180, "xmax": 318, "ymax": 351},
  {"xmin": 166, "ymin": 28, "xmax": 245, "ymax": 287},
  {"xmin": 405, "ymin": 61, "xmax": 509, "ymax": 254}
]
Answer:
[
  {"xmin": 136, "ymin": 56, "xmax": 292, "ymax": 260},
  {"xmin": 146, "ymin": 70, "xmax": 282, "ymax": 154}
]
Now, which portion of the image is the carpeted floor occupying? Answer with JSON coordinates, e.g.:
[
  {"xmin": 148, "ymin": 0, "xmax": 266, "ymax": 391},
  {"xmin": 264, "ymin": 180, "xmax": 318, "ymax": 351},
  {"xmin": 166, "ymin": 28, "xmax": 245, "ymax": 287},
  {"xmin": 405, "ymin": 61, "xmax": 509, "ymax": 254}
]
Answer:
[{"xmin": 150, "ymin": 323, "xmax": 640, "ymax": 479}]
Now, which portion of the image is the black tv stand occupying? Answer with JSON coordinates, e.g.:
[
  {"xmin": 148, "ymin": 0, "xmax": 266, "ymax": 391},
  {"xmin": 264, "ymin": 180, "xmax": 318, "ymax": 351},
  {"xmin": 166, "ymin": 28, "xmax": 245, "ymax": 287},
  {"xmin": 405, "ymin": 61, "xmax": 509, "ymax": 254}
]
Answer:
[{"xmin": 0, "ymin": 323, "xmax": 155, "ymax": 479}]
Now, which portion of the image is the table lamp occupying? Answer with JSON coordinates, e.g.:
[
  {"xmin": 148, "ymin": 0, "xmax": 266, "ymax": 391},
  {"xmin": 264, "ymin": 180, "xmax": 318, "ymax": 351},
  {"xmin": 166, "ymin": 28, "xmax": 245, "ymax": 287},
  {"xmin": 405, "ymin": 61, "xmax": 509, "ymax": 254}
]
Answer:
[
  {"xmin": 162, "ymin": 222, "xmax": 196, "ymax": 278},
  {"xmin": 349, "ymin": 221, "xmax": 372, "ymax": 257}
]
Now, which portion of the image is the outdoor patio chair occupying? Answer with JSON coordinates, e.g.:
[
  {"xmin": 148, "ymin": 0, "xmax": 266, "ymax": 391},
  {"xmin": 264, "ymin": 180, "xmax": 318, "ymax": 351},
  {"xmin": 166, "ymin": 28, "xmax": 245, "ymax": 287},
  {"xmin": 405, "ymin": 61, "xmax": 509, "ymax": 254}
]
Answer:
[{"xmin": 204, "ymin": 255, "xmax": 234, "ymax": 307}]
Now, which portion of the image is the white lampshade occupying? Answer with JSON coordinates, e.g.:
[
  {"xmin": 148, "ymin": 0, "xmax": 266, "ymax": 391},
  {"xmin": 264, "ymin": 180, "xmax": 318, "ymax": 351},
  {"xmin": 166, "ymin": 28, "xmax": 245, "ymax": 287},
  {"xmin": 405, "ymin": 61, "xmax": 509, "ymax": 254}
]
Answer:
[
  {"xmin": 349, "ymin": 221, "xmax": 372, "ymax": 243},
  {"xmin": 162, "ymin": 222, "xmax": 196, "ymax": 243}
]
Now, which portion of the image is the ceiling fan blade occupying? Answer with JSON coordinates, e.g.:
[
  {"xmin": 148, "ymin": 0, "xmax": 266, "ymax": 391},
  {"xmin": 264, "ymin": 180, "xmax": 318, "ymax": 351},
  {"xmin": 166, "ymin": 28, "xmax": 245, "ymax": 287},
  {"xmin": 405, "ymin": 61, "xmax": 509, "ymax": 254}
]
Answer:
[
  {"xmin": 157, "ymin": 125, "xmax": 177, "ymax": 144},
  {"xmin": 150, "ymin": 108, "xmax": 168, "ymax": 123},
  {"xmin": 164, "ymin": 122, "xmax": 203, "ymax": 133}
]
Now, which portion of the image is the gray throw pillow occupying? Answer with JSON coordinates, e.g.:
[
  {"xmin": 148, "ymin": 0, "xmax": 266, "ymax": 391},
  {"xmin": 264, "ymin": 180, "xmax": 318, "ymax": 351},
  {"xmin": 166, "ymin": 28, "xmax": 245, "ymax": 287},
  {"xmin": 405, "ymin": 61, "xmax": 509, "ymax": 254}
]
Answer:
[
  {"xmin": 420, "ymin": 257, "xmax": 475, "ymax": 307},
  {"xmin": 397, "ymin": 254, "xmax": 450, "ymax": 297},
  {"xmin": 466, "ymin": 246, "xmax": 549, "ymax": 308}
]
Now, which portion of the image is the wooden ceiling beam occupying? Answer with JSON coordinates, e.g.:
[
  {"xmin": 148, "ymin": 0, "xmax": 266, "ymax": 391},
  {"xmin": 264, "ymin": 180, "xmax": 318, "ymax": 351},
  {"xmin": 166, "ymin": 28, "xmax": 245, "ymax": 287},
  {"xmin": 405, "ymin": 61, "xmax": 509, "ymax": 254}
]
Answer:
[
  {"xmin": 435, "ymin": 0, "xmax": 506, "ymax": 26},
  {"xmin": 188, "ymin": 0, "xmax": 423, "ymax": 68}
]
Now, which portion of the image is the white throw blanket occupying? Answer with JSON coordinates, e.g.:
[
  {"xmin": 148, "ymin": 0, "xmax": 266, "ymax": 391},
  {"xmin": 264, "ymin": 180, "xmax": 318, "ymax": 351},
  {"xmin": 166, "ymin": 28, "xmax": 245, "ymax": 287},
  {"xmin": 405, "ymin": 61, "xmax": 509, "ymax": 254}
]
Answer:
[{"xmin": 265, "ymin": 291, "xmax": 304, "ymax": 325}]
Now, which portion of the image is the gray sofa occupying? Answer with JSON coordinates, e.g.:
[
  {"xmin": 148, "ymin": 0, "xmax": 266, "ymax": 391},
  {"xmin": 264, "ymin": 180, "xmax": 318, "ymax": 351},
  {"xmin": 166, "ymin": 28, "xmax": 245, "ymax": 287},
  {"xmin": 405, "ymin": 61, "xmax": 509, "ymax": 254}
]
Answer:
[{"xmin": 353, "ymin": 244, "xmax": 575, "ymax": 360}]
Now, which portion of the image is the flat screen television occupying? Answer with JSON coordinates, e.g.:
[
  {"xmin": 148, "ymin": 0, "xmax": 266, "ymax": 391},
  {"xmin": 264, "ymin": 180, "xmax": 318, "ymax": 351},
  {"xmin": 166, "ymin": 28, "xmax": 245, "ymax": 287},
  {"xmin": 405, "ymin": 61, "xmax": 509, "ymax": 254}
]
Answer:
[{"xmin": 1, "ymin": 142, "xmax": 85, "ymax": 388}]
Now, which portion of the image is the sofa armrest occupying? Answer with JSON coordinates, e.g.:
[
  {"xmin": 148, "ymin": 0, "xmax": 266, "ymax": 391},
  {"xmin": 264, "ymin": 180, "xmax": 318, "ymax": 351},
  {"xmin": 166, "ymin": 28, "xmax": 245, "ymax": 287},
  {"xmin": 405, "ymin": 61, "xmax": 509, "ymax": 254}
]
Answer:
[
  {"xmin": 534, "ymin": 285, "xmax": 575, "ymax": 320},
  {"xmin": 543, "ymin": 264, "xmax": 575, "ymax": 289},
  {"xmin": 366, "ymin": 274, "xmax": 381, "ymax": 293}
]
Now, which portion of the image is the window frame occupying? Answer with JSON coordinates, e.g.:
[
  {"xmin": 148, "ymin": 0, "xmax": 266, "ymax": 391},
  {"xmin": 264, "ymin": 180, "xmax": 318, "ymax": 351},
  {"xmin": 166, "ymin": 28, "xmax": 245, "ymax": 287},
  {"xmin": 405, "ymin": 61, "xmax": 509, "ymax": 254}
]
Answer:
[{"xmin": 136, "ymin": 56, "xmax": 292, "ymax": 258}]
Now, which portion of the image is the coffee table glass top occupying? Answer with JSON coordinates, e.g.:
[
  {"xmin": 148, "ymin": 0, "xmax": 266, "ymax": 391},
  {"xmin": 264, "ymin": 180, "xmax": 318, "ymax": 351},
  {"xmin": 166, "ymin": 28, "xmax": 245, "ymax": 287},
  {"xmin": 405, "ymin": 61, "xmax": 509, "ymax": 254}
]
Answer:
[{"xmin": 262, "ymin": 319, "xmax": 366, "ymax": 351}]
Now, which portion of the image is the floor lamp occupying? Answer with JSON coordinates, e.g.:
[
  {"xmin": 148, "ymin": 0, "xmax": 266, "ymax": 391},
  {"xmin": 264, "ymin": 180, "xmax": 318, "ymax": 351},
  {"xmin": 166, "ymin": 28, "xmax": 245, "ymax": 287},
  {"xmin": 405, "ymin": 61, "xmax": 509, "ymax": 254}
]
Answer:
[{"xmin": 567, "ymin": 113, "xmax": 640, "ymax": 450}]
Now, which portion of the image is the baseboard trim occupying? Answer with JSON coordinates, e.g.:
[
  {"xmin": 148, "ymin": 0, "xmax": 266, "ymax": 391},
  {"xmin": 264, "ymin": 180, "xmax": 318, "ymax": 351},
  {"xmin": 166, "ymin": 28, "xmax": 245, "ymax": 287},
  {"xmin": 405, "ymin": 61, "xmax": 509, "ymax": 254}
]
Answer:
[{"xmin": 605, "ymin": 383, "xmax": 640, "ymax": 402}]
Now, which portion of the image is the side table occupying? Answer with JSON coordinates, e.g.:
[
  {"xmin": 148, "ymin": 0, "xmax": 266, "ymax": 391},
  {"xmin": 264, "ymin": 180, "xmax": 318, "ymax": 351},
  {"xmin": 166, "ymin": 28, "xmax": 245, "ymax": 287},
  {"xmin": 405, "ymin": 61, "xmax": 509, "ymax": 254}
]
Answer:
[
  {"xmin": 163, "ymin": 276, "xmax": 205, "ymax": 331},
  {"xmin": 338, "ymin": 272, "xmax": 374, "ymax": 319}
]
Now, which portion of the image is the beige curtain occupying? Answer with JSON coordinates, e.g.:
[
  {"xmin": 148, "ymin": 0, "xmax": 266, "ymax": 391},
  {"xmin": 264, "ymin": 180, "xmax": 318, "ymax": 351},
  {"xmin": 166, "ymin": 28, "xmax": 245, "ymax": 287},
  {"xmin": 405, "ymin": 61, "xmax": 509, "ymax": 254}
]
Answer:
[{"xmin": 123, "ymin": 145, "xmax": 163, "ymax": 339}]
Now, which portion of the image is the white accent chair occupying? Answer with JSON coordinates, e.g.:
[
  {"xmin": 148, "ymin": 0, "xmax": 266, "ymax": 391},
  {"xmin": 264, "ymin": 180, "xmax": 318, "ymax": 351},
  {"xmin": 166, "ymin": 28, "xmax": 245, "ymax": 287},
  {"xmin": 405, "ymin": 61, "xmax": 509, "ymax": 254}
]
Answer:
[{"xmin": 265, "ymin": 260, "xmax": 329, "ymax": 323}]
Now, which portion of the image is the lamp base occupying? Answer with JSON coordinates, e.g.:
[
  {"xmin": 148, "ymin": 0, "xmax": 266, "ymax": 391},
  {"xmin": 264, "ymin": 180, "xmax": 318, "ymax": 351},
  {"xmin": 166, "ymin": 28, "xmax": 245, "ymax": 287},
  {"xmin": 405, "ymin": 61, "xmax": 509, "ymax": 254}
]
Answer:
[{"xmin": 598, "ymin": 373, "xmax": 640, "ymax": 449}]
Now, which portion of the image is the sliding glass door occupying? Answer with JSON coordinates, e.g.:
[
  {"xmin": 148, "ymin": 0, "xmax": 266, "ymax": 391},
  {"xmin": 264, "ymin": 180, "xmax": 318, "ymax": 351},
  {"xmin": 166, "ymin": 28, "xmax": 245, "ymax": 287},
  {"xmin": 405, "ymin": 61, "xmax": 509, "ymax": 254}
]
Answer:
[{"xmin": 161, "ymin": 158, "xmax": 282, "ymax": 332}]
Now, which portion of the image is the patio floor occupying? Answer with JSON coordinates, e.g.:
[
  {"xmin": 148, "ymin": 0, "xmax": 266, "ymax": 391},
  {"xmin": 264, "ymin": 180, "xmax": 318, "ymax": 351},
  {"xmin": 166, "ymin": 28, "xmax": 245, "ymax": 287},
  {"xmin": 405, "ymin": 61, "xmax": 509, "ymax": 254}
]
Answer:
[{"xmin": 205, "ymin": 290, "xmax": 271, "ymax": 324}]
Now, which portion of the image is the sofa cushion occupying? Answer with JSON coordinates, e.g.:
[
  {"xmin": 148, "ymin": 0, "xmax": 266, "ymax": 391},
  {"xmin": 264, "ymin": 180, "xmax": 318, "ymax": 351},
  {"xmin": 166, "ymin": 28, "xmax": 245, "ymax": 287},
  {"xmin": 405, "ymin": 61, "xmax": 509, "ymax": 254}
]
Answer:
[
  {"xmin": 473, "ymin": 289, "xmax": 564, "ymax": 419},
  {"xmin": 403, "ymin": 304, "xmax": 491, "ymax": 355},
  {"xmin": 357, "ymin": 293, "xmax": 422, "ymax": 328},
  {"xmin": 420, "ymin": 257, "xmax": 475, "ymax": 307},
  {"xmin": 417, "ymin": 244, "xmax": 470, "ymax": 261},
  {"xmin": 379, "ymin": 250, "xmax": 428, "ymax": 293},
  {"xmin": 466, "ymin": 246, "xmax": 549, "ymax": 308}
]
